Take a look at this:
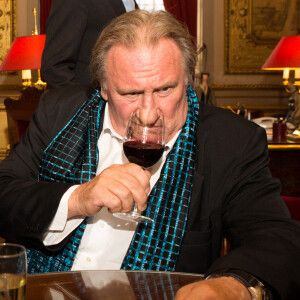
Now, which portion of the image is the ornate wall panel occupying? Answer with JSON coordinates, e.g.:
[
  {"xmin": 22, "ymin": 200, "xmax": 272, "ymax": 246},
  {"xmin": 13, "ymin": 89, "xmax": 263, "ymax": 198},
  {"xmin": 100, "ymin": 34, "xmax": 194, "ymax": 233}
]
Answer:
[
  {"xmin": 0, "ymin": 0, "xmax": 17, "ymax": 160},
  {"xmin": 0, "ymin": 0, "xmax": 16, "ymax": 65},
  {"xmin": 225, "ymin": 0, "xmax": 300, "ymax": 73}
]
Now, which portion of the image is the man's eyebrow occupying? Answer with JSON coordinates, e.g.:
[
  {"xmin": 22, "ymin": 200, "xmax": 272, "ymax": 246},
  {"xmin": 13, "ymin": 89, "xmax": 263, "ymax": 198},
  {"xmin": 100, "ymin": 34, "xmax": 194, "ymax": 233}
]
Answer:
[
  {"xmin": 116, "ymin": 81, "xmax": 179, "ymax": 95},
  {"xmin": 154, "ymin": 81, "xmax": 178, "ymax": 92},
  {"xmin": 117, "ymin": 88, "xmax": 143, "ymax": 95}
]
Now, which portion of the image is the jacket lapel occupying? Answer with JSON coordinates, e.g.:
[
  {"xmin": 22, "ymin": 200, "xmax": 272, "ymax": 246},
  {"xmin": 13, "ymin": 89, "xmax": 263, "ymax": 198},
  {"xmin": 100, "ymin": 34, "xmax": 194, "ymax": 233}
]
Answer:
[{"xmin": 187, "ymin": 170, "xmax": 204, "ymax": 229}]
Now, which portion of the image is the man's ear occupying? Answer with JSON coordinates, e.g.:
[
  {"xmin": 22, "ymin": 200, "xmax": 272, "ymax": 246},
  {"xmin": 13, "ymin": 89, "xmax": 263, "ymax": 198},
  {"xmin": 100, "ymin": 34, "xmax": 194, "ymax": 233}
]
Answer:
[{"xmin": 101, "ymin": 88, "xmax": 108, "ymax": 101}]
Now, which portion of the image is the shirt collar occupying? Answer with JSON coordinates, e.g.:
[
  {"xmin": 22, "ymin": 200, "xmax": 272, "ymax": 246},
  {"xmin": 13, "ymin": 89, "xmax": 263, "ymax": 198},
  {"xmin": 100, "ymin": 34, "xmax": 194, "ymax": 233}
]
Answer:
[{"xmin": 103, "ymin": 106, "xmax": 123, "ymax": 141}]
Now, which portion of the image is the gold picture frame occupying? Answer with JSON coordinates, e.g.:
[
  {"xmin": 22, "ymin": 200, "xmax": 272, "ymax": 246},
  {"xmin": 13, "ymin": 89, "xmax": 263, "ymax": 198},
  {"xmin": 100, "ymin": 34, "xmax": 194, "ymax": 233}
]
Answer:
[
  {"xmin": 225, "ymin": 0, "xmax": 300, "ymax": 74},
  {"xmin": 0, "ymin": 0, "xmax": 16, "ymax": 66}
]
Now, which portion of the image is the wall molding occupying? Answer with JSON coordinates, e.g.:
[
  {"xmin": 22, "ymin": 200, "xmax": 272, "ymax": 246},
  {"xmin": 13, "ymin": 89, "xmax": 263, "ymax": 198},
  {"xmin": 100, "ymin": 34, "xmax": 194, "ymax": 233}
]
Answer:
[{"xmin": 212, "ymin": 84, "xmax": 283, "ymax": 90}]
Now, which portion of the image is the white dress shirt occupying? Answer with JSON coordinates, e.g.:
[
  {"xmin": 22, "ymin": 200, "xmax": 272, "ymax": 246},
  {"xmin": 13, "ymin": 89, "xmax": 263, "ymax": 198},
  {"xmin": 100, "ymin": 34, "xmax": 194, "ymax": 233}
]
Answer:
[
  {"xmin": 122, "ymin": 0, "xmax": 136, "ymax": 12},
  {"xmin": 43, "ymin": 107, "xmax": 180, "ymax": 270}
]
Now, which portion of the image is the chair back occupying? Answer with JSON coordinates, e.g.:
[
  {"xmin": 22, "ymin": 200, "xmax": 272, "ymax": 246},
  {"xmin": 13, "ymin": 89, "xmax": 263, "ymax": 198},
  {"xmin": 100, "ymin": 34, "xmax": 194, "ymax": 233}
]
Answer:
[
  {"xmin": 282, "ymin": 196, "xmax": 300, "ymax": 221},
  {"xmin": 4, "ymin": 87, "xmax": 43, "ymax": 147}
]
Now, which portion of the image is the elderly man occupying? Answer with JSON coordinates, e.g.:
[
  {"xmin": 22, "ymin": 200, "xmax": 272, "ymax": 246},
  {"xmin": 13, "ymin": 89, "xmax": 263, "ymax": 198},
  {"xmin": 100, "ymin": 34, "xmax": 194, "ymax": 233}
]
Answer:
[{"xmin": 0, "ymin": 10, "xmax": 299, "ymax": 300}]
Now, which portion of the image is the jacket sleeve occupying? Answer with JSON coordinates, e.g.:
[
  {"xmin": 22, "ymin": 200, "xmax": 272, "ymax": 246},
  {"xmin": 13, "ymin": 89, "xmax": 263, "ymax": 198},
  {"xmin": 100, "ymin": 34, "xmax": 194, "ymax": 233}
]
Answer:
[
  {"xmin": 0, "ymin": 90, "xmax": 76, "ymax": 246},
  {"xmin": 207, "ymin": 125, "xmax": 300, "ymax": 299}
]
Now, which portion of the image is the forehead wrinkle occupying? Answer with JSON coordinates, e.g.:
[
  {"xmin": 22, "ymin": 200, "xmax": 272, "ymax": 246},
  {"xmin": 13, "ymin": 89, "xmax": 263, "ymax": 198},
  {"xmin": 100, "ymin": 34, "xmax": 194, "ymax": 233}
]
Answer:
[{"xmin": 106, "ymin": 39, "xmax": 184, "ymax": 90}]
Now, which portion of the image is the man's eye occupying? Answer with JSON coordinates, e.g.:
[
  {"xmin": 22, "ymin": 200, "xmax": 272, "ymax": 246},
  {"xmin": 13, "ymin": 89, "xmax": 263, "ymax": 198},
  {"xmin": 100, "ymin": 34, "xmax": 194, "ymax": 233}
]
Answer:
[
  {"xmin": 126, "ymin": 91, "xmax": 141, "ymax": 96},
  {"xmin": 162, "ymin": 87, "xmax": 169, "ymax": 91}
]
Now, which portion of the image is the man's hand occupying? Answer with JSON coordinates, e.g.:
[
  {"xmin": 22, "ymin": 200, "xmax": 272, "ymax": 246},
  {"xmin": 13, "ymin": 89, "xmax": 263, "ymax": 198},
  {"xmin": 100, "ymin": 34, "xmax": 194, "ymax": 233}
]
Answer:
[
  {"xmin": 68, "ymin": 163, "xmax": 151, "ymax": 218},
  {"xmin": 175, "ymin": 277, "xmax": 251, "ymax": 300}
]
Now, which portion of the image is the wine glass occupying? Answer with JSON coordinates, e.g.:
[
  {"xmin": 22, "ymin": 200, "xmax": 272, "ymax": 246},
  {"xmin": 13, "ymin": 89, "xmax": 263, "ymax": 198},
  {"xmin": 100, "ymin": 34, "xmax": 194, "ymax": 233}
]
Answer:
[
  {"xmin": 113, "ymin": 108, "xmax": 165, "ymax": 223},
  {"xmin": 0, "ymin": 243, "xmax": 27, "ymax": 300}
]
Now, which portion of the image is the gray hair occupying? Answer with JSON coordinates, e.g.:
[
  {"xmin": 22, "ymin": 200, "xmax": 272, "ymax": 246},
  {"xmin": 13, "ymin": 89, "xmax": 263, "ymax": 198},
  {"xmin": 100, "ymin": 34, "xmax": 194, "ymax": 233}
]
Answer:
[{"xmin": 90, "ymin": 9, "xmax": 197, "ymax": 89}]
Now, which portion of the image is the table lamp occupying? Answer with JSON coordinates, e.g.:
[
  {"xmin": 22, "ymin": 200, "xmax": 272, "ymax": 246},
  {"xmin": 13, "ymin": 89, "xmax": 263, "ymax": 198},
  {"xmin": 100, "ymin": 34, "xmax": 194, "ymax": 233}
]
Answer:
[
  {"xmin": 0, "ymin": 34, "xmax": 46, "ymax": 89},
  {"xmin": 262, "ymin": 35, "xmax": 300, "ymax": 126}
]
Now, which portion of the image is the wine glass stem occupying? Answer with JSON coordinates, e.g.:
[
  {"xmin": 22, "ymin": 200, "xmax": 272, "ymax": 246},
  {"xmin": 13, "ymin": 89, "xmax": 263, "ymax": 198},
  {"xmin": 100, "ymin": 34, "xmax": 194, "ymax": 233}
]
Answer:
[{"xmin": 133, "ymin": 203, "xmax": 139, "ymax": 214}]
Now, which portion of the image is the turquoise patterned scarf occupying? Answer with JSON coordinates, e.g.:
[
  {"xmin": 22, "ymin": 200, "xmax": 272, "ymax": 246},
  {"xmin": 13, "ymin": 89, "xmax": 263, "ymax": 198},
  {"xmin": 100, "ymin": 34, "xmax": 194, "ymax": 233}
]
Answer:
[{"xmin": 27, "ymin": 86, "xmax": 199, "ymax": 273}]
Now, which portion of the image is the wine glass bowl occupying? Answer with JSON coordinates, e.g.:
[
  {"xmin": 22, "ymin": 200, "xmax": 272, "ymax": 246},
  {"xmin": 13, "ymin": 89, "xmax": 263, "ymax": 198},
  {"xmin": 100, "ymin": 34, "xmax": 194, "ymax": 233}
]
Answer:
[
  {"xmin": 123, "ymin": 108, "xmax": 165, "ymax": 169},
  {"xmin": 0, "ymin": 243, "xmax": 27, "ymax": 300},
  {"xmin": 113, "ymin": 108, "xmax": 165, "ymax": 223}
]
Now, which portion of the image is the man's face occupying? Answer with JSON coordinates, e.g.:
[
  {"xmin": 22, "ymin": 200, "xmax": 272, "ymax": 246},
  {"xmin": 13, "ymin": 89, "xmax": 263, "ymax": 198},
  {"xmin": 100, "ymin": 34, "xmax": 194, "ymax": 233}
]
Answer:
[{"xmin": 101, "ymin": 38, "xmax": 188, "ymax": 142}]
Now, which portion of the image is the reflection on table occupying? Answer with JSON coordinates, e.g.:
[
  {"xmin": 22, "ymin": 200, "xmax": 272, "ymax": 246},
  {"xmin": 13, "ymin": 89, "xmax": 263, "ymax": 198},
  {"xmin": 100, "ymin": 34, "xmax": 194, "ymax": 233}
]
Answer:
[{"xmin": 26, "ymin": 270, "xmax": 203, "ymax": 299}]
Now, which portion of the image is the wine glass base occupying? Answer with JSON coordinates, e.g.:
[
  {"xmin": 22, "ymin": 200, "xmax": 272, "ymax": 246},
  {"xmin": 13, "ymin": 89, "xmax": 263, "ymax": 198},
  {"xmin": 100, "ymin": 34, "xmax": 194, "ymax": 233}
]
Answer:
[{"xmin": 113, "ymin": 212, "xmax": 154, "ymax": 223}]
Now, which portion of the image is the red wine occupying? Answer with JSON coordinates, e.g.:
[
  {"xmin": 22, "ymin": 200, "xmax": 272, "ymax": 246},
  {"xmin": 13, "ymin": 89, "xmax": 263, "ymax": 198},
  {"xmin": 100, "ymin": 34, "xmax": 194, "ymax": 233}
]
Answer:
[{"xmin": 123, "ymin": 141, "xmax": 164, "ymax": 168}]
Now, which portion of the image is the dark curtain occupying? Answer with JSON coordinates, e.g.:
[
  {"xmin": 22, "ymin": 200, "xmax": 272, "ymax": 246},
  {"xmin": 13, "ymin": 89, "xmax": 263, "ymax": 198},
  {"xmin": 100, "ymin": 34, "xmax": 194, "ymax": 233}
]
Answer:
[
  {"xmin": 40, "ymin": 0, "xmax": 53, "ymax": 34},
  {"xmin": 163, "ymin": 0, "xmax": 197, "ymax": 40}
]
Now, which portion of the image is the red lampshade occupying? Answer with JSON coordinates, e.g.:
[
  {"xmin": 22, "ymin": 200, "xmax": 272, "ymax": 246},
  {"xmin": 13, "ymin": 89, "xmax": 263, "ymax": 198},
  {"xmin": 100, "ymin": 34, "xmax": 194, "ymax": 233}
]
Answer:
[
  {"xmin": 0, "ymin": 34, "xmax": 46, "ymax": 71},
  {"xmin": 262, "ymin": 35, "xmax": 300, "ymax": 70}
]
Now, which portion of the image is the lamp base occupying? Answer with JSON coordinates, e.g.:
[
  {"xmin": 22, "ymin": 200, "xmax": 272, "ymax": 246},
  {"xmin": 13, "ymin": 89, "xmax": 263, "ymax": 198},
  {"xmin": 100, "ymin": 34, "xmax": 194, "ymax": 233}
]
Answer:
[
  {"xmin": 284, "ymin": 86, "xmax": 300, "ymax": 129},
  {"xmin": 34, "ymin": 78, "xmax": 47, "ymax": 90},
  {"xmin": 34, "ymin": 69, "xmax": 47, "ymax": 90},
  {"xmin": 292, "ymin": 93, "xmax": 300, "ymax": 128}
]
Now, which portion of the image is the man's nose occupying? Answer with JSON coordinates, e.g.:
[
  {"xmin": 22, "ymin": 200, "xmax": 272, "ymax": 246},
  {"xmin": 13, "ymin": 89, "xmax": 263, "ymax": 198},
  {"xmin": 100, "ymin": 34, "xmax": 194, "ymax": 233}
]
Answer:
[
  {"xmin": 138, "ymin": 93, "xmax": 156, "ymax": 111},
  {"xmin": 138, "ymin": 94, "xmax": 160, "ymax": 125}
]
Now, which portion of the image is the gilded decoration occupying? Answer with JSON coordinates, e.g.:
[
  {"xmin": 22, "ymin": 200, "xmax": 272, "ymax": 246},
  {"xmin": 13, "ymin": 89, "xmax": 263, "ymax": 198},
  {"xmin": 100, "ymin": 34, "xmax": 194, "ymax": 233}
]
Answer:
[
  {"xmin": 225, "ymin": 0, "xmax": 300, "ymax": 73},
  {"xmin": 0, "ymin": 0, "xmax": 16, "ymax": 65}
]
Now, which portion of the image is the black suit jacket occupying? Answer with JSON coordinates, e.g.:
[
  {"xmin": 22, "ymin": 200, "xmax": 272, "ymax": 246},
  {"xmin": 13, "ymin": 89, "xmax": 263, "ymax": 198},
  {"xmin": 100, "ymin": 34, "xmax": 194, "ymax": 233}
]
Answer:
[
  {"xmin": 41, "ymin": 0, "xmax": 138, "ymax": 89},
  {"xmin": 0, "ymin": 86, "xmax": 300, "ymax": 299}
]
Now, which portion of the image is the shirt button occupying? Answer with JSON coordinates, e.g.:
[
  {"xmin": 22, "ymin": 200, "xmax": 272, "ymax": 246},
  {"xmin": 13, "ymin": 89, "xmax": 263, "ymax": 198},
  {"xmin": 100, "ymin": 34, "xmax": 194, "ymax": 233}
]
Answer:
[{"xmin": 86, "ymin": 257, "xmax": 91, "ymax": 262}]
